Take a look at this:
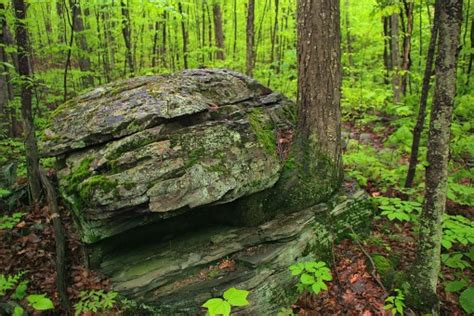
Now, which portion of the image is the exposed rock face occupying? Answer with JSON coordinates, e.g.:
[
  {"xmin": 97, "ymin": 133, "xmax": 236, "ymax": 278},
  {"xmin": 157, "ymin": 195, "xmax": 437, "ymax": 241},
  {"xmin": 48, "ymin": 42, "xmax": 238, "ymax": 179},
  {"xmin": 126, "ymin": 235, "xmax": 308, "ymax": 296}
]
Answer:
[
  {"xmin": 42, "ymin": 69, "xmax": 295, "ymax": 243},
  {"xmin": 44, "ymin": 69, "xmax": 373, "ymax": 314}
]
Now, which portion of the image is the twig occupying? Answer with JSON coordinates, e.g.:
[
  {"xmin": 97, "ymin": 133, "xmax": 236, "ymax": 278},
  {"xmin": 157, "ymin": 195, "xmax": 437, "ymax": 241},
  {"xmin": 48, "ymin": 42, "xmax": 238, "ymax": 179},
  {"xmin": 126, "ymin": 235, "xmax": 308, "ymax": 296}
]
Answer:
[{"xmin": 349, "ymin": 227, "xmax": 388, "ymax": 295}]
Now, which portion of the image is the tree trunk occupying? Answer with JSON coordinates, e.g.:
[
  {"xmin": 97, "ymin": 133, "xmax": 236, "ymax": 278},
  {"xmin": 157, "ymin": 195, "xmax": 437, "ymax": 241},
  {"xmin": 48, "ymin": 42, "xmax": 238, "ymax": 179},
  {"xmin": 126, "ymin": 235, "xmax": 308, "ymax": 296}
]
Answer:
[
  {"xmin": 466, "ymin": 17, "xmax": 473, "ymax": 84},
  {"xmin": 212, "ymin": 2, "xmax": 224, "ymax": 60},
  {"xmin": 161, "ymin": 11, "xmax": 167, "ymax": 68},
  {"xmin": 121, "ymin": 0, "xmax": 134, "ymax": 75},
  {"xmin": 408, "ymin": 0, "xmax": 462, "ymax": 312},
  {"xmin": 405, "ymin": 1, "xmax": 440, "ymax": 189},
  {"xmin": 383, "ymin": 16, "xmax": 391, "ymax": 85},
  {"xmin": 13, "ymin": 0, "xmax": 42, "ymax": 203},
  {"xmin": 152, "ymin": 20, "xmax": 159, "ymax": 69},
  {"xmin": 233, "ymin": 0, "xmax": 237, "ymax": 59},
  {"xmin": 391, "ymin": 12, "xmax": 402, "ymax": 103},
  {"xmin": 178, "ymin": 2, "xmax": 189, "ymax": 69},
  {"xmin": 344, "ymin": 0, "xmax": 354, "ymax": 71},
  {"xmin": 246, "ymin": 0, "xmax": 255, "ymax": 76},
  {"xmin": 270, "ymin": 0, "xmax": 279, "ymax": 65},
  {"xmin": 0, "ymin": 3, "xmax": 9, "ymax": 136},
  {"xmin": 70, "ymin": 0, "xmax": 93, "ymax": 87},
  {"xmin": 401, "ymin": 0, "xmax": 413, "ymax": 94}
]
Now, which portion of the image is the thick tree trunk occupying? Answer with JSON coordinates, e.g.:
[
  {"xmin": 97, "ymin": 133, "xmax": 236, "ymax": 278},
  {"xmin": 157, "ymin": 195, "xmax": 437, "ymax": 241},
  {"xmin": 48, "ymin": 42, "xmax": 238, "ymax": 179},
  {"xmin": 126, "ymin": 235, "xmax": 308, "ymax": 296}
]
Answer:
[
  {"xmin": 408, "ymin": 0, "xmax": 462, "ymax": 312},
  {"xmin": 391, "ymin": 13, "xmax": 402, "ymax": 103},
  {"xmin": 178, "ymin": 2, "xmax": 189, "ymax": 69},
  {"xmin": 405, "ymin": 2, "xmax": 440, "ymax": 189},
  {"xmin": 13, "ymin": 0, "xmax": 42, "ymax": 203},
  {"xmin": 212, "ymin": 2, "xmax": 224, "ymax": 60},
  {"xmin": 401, "ymin": 0, "xmax": 413, "ymax": 94},
  {"xmin": 246, "ymin": 0, "xmax": 255, "ymax": 76},
  {"xmin": 0, "ymin": 3, "xmax": 9, "ymax": 136},
  {"xmin": 296, "ymin": 0, "xmax": 342, "ymax": 180},
  {"xmin": 121, "ymin": 0, "xmax": 134, "ymax": 75},
  {"xmin": 70, "ymin": 0, "xmax": 93, "ymax": 87}
]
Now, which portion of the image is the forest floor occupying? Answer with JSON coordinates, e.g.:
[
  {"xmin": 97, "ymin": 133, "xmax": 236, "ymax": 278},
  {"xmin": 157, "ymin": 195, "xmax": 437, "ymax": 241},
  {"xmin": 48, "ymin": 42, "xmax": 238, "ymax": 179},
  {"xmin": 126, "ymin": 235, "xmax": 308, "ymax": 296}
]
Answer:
[{"xmin": 0, "ymin": 124, "xmax": 472, "ymax": 315}]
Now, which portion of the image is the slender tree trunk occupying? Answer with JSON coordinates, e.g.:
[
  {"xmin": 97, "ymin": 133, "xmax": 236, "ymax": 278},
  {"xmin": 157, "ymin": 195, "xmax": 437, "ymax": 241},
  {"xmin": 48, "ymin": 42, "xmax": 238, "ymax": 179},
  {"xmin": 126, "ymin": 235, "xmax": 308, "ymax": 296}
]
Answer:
[
  {"xmin": 161, "ymin": 11, "xmax": 167, "ymax": 68},
  {"xmin": 63, "ymin": 0, "xmax": 75, "ymax": 102},
  {"xmin": 70, "ymin": 0, "xmax": 93, "ymax": 87},
  {"xmin": 0, "ymin": 3, "xmax": 9, "ymax": 136},
  {"xmin": 466, "ymin": 17, "xmax": 473, "ymax": 84},
  {"xmin": 178, "ymin": 2, "xmax": 189, "ymax": 69},
  {"xmin": 121, "ymin": 0, "xmax": 134, "ymax": 75},
  {"xmin": 391, "ymin": 12, "xmax": 402, "ymax": 103},
  {"xmin": 270, "ymin": 0, "xmax": 279, "ymax": 65},
  {"xmin": 212, "ymin": 2, "xmax": 224, "ymax": 60},
  {"xmin": 405, "ymin": 2, "xmax": 440, "ymax": 189},
  {"xmin": 13, "ymin": 0, "xmax": 42, "ymax": 203},
  {"xmin": 233, "ymin": 0, "xmax": 237, "ymax": 59},
  {"xmin": 344, "ymin": 0, "xmax": 354, "ymax": 71},
  {"xmin": 152, "ymin": 20, "xmax": 159, "ymax": 69},
  {"xmin": 408, "ymin": 0, "xmax": 462, "ymax": 312},
  {"xmin": 246, "ymin": 0, "xmax": 255, "ymax": 76},
  {"xmin": 383, "ymin": 16, "xmax": 391, "ymax": 85},
  {"xmin": 401, "ymin": 0, "xmax": 413, "ymax": 95}
]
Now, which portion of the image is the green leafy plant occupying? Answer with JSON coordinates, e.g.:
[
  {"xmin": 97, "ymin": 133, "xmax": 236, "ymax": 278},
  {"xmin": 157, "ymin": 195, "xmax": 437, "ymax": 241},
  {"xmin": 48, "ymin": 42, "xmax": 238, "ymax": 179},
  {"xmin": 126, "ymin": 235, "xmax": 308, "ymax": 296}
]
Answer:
[
  {"xmin": 442, "ymin": 215, "xmax": 474, "ymax": 249},
  {"xmin": 444, "ymin": 279, "xmax": 469, "ymax": 293},
  {"xmin": 384, "ymin": 289, "xmax": 405, "ymax": 316},
  {"xmin": 441, "ymin": 253, "xmax": 471, "ymax": 270},
  {"xmin": 447, "ymin": 181, "xmax": 474, "ymax": 206},
  {"xmin": 372, "ymin": 196, "xmax": 421, "ymax": 222},
  {"xmin": 0, "ymin": 272, "xmax": 54, "ymax": 315},
  {"xmin": 202, "ymin": 287, "xmax": 250, "ymax": 316},
  {"xmin": 459, "ymin": 287, "xmax": 474, "ymax": 314},
  {"xmin": 289, "ymin": 261, "xmax": 332, "ymax": 294},
  {"xmin": 74, "ymin": 290, "xmax": 118, "ymax": 316},
  {"xmin": 0, "ymin": 212, "xmax": 25, "ymax": 230}
]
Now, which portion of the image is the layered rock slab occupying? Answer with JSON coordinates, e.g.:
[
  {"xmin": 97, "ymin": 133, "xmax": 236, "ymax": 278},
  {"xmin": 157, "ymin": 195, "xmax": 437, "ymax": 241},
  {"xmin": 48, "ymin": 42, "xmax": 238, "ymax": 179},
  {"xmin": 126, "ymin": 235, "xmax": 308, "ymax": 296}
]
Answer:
[{"xmin": 41, "ymin": 69, "xmax": 295, "ymax": 243}]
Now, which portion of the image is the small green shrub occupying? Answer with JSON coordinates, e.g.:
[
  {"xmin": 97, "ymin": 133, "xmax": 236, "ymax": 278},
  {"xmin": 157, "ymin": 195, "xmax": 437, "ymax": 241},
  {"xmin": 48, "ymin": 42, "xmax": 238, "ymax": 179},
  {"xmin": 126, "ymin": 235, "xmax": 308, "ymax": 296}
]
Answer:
[
  {"xmin": 74, "ymin": 290, "xmax": 118, "ymax": 316},
  {"xmin": 289, "ymin": 261, "xmax": 332, "ymax": 294},
  {"xmin": 202, "ymin": 287, "xmax": 250, "ymax": 316},
  {"xmin": 459, "ymin": 287, "xmax": 474, "ymax": 314},
  {"xmin": 372, "ymin": 196, "xmax": 421, "ymax": 222},
  {"xmin": 0, "ymin": 272, "xmax": 54, "ymax": 315},
  {"xmin": 0, "ymin": 212, "xmax": 25, "ymax": 230},
  {"xmin": 442, "ymin": 215, "xmax": 474, "ymax": 249},
  {"xmin": 384, "ymin": 289, "xmax": 405, "ymax": 316}
]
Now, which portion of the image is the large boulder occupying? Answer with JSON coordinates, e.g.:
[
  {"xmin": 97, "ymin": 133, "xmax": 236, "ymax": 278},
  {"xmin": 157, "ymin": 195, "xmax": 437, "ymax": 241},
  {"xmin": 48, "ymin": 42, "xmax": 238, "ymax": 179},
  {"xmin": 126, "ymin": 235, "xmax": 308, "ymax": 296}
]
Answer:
[{"xmin": 42, "ymin": 69, "xmax": 295, "ymax": 243}]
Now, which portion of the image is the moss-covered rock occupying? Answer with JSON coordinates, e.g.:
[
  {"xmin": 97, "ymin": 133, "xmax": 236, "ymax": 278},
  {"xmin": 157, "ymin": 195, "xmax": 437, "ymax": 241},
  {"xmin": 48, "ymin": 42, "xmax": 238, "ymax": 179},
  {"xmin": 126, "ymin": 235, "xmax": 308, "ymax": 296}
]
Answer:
[{"xmin": 45, "ymin": 69, "xmax": 295, "ymax": 243}]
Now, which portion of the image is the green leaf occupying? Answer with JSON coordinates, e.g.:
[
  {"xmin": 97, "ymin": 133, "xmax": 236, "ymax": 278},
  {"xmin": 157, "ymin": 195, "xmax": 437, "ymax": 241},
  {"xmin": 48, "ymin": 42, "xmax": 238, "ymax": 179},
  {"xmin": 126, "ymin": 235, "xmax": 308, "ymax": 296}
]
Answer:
[
  {"xmin": 13, "ymin": 305, "xmax": 24, "ymax": 316},
  {"xmin": 202, "ymin": 298, "xmax": 231, "ymax": 316},
  {"xmin": 223, "ymin": 287, "xmax": 249, "ymax": 307},
  {"xmin": 445, "ymin": 280, "xmax": 467, "ymax": 293},
  {"xmin": 300, "ymin": 273, "xmax": 315, "ymax": 285},
  {"xmin": 459, "ymin": 287, "xmax": 474, "ymax": 313},
  {"xmin": 26, "ymin": 294, "xmax": 54, "ymax": 311},
  {"xmin": 12, "ymin": 280, "xmax": 28, "ymax": 300}
]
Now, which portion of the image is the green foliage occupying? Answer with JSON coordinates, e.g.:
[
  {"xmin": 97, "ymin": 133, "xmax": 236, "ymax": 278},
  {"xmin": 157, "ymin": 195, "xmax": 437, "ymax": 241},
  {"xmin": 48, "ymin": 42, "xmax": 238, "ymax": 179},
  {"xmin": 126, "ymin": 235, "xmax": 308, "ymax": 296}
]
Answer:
[
  {"xmin": 0, "ymin": 272, "xmax": 54, "ymax": 314},
  {"xmin": 447, "ymin": 181, "xmax": 474, "ymax": 207},
  {"xmin": 384, "ymin": 289, "xmax": 405, "ymax": 316},
  {"xmin": 289, "ymin": 261, "xmax": 332, "ymax": 294},
  {"xmin": 444, "ymin": 279, "xmax": 468, "ymax": 293},
  {"xmin": 201, "ymin": 287, "xmax": 250, "ymax": 316},
  {"xmin": 248, "ymin": 108, "xmax": 276, "ymax": 155},
  {"xmin": 442, "ymin": 215, "xmax": 474, "ymax": 249},
  {"xmin": 441, "ymin": 253, "xmax": 471, "ymax": 270},
  {"xmin": 459, "ymin": 287, "xmax": 474, "ymax": 314},
  {"xmin": 0, "ymin": 212, "xmax": 24, "ymax": 230},
  {"xmin": 372, "ymin": 196, "xmax": 421, "ymax": 222},
  {"xmin": 74, "ymin": 290, "xmax": 118, "ymax": 316}
]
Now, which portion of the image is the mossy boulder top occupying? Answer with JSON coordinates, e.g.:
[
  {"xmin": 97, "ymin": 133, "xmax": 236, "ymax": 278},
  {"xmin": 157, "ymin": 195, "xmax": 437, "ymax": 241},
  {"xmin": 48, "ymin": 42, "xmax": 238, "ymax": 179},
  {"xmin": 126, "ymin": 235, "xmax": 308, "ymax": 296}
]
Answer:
[{"xmin": 42, "ymin": 69, "xmax": 296, "ymax": 243}]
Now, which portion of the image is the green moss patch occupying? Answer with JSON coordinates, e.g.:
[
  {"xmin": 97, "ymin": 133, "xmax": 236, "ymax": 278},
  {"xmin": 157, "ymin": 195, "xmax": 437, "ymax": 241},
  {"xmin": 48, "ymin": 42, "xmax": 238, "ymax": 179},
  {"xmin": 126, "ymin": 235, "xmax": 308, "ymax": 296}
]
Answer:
[{"xmin": 248, "ymin": 108, "xmax": 276, "ymax": 155}]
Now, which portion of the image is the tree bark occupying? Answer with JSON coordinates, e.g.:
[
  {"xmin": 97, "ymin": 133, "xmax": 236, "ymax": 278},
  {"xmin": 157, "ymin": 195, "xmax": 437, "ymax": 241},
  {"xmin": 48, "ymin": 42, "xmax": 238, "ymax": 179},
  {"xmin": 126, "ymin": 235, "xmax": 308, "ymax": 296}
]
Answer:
[
  {"xmin": 70, "ymin": 0, "xmax": 93, "ymax": 87},
  {"xmin": 121, "ymin": 0, "xmax": 134, "ymax": 75},
  {"xmin": 344, "ymin": 0, "xmax": 354, "ymax": 71},
  {"xmin": 39, "ymin": 168, "xmax": 70, "ymax": 311},
  {"xmin": 212, "ymin": 2, "xmax": 224, "ymax": 60},
  {"xmin": 246, "ymin": 0, "xmax": 255, "ymax": 76},
  {"xmin": 13, "ymin": 0, "xmax": 42, "ymax": 203},
  {"xmin": 383, "ymin": 16, "xmax": 391, "ymax": 85},
  {"xmin": 401, "ymin": 0, "xmax": 413, "ymax": 94},
  {"xmin": 0, "ymin": 3, "xmax": 9, "ymax": 137},
  {"xmin": 408, "ymin": 0, "xmax": 462, "ymax": 312},
  {"xmin": 390, "ymin": 12, "xmax": 402, "ymax": 103},
  {"xmin": 270, "ymin": 0, "xmax": 279, "ymax": 65},
  {"xmin": 178, "ymin": 2, "xmax": 189, "ymax": 69},
  {"xmin": 405, "ymin": 1, "xmax": 440, "ymax": 189}
]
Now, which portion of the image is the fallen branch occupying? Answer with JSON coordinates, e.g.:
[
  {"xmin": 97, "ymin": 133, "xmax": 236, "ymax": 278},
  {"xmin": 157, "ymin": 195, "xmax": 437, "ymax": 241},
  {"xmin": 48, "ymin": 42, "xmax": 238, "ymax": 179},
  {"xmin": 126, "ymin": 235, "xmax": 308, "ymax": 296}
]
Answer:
[
  {"xmin": 349, "ymin": 227, "xmax": 388, "ymax": 295},
  {"xmin": 39, "ymin": 168, "xmax": 71, "ymax": 312}
]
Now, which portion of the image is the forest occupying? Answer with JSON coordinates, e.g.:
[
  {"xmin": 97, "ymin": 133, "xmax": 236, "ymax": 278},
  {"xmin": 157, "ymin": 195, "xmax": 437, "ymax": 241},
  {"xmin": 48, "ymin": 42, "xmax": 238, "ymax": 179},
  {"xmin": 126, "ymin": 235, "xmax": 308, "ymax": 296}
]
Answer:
[{"xmin": 0, "ymin": 0, "xmax": 473, "ymax": 315}]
